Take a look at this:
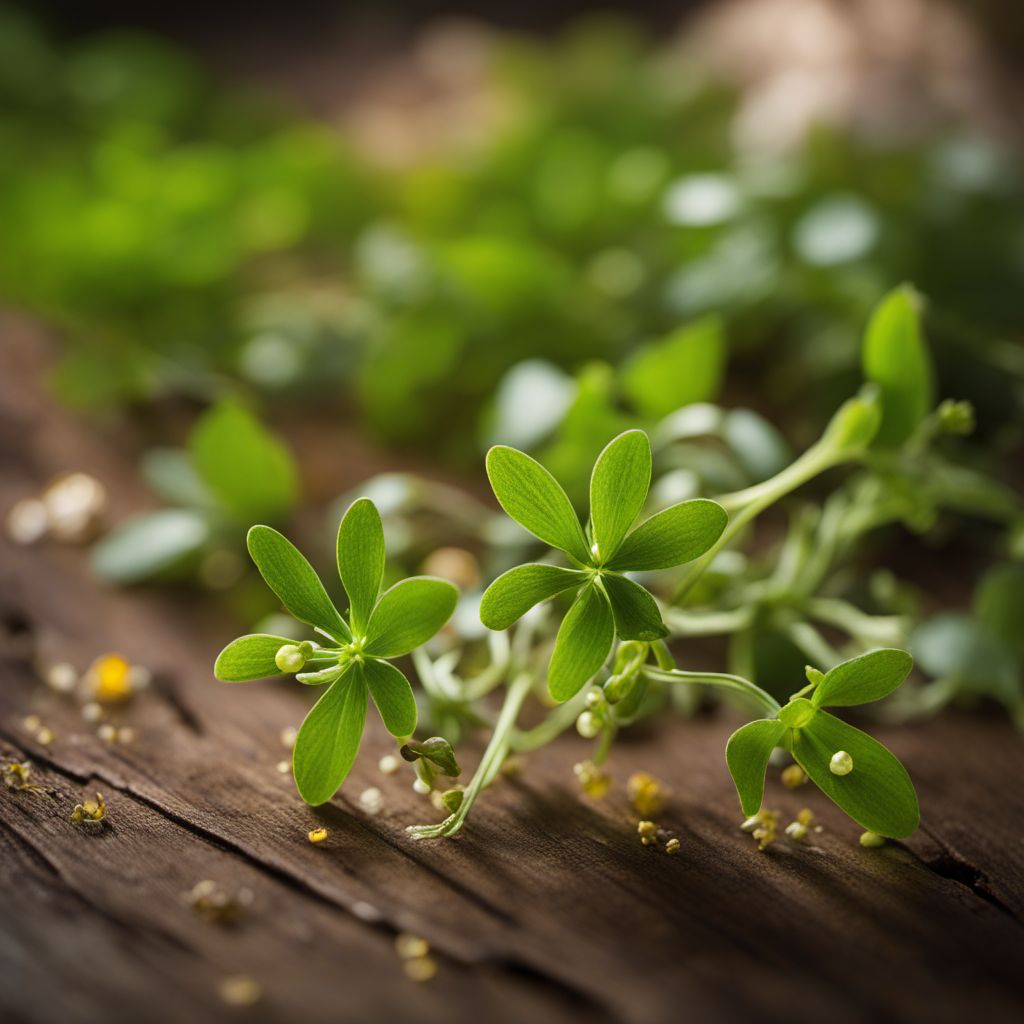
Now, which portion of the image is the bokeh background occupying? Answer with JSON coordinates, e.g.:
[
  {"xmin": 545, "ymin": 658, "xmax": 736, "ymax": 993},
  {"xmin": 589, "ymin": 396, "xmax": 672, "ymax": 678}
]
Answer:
[{"xmin": 2, "ymin": 0, "xmax": 1023, "ymax": 712}]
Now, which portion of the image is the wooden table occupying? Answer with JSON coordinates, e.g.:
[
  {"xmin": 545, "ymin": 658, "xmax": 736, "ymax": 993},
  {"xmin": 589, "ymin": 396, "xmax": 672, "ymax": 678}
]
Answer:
[{"xmin": 2, "ymin": 319, "xmax": 1023, "ymax": 1024}]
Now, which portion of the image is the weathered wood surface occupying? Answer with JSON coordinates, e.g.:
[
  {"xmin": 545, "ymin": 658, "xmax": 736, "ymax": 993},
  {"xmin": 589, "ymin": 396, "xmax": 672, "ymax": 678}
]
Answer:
[{"xmin": 2, "ymin": 319, "xmax": 1024, "ymax": 1024}]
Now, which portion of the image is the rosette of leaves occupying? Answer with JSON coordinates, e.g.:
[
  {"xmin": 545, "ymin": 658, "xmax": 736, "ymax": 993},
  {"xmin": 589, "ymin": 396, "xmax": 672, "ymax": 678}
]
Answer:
[
  {"xmin": 726, "ymin": 649, "xmax": 920, "ymax": 837},
  {"xmin": 214, "ymin": 498, "xmax": 458, "ymax": 804},
  {"xmin": 480, "ymin": 429, "xmax": 727, "ymax": 701}
]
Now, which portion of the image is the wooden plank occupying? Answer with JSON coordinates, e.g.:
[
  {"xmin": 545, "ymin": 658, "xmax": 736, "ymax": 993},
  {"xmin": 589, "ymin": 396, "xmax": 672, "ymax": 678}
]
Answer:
[{"xmin": 2, "ymin": 316, "xmax": 1023, "ymax": 1023}]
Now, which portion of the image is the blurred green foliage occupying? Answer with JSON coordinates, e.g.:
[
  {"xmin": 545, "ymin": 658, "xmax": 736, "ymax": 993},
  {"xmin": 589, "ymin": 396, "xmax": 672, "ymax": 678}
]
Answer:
[{"xmin": 1, "ymin": 7, "xmax": 1021, "ymax": 464}]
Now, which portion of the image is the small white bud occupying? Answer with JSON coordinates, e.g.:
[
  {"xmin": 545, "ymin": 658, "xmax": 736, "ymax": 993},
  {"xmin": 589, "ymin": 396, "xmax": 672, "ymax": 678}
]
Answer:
[
  {"xmin": 829, "ymin": 750, "xmax": 854, "ymax": 776},
  {"xmin": 274, "ymin": 644, "xmax": 306, "ymax": 674},
  {"xmin": 575, "ymin": 711, "xmax": 601, "ymax": 739}
]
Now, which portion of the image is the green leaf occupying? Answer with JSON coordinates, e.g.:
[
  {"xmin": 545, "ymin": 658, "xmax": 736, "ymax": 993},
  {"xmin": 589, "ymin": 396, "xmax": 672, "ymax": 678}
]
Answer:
[
  {"xmin": 479, "ymin": 563, "xmax": 585, "ymax": 630},
  {"xmin": 725, "ymin": 719, "xmax": 786, "ymax": 816},
  {"xmin": 622, "ymin": 315, "xmax": 726, "ymax": 418},
  {"xmin": 548, "ymin": 584, "xmax": 615, "ymax": 702},
  {"xmin": 91, "ymin": 509, "xmax": 209, "ymax": 584},
  {"xmin": 336, "ymin": 498, "xmax": 385, "ymax": 634},
  {"xmin": 606, "ymin": 499, "xmax": 727, "ymax": 571},
  {"xmin": 247, "ymin": 526, "xmax": 351, "ymax": 641},
  {"xmin": 292, "ymin": 667, "xmax": 368, "ymax": 805},
  {"xmin": 141, "ymin": 448, "xmax": 217, "ymax": 510},
  {"xmin": 214, "ymin": 634, "xmax": 292, "ymax": 682},
  {"xmin": 862, "ymin": 285, "xmax": 933, "ymax": 448},
  {"xmin": 812, "ymin": 649, "xmax": 914, "ymax": 708},
  {"xmin": 189, "ymin": 401, "xmax": 297, "ymax": 523},
  {"xmin": 792, "ymin": 710, "xmax": 919, "ymax": 838},
  {"xmin": 589, "ymin": 430, "xmax": 651, "ymax": 562},
  {"xmin": 975, "ymin": 563, "xmax": 1024, "ymax": 658},
  {"xmin": 361, "ymin": 658, "xmax": 417, "ymax": 738},
  {"xmin": 363, "ymin": 576, "xmax": 458, "ymax": 657},
  {"xmin": 400, "ymin": 736, "xmax": 461, "ymax": 777},
  {"xmin": 822, "ymin": 388, "xmax": 882, "ymax": 453},
  {"xmin": 485, "ymin": 445, "xmax": 589, "ymax": 563},
  {"xmin": 602, "ymin": 573, "xmax": 668, "ymax": 641}
]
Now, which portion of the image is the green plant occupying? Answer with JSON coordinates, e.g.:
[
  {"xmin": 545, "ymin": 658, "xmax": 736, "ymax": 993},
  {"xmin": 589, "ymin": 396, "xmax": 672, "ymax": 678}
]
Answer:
[
  {"xmin": 214, "ymin": 498, "xmax": 458, "ymax": 803},
  {"xmin": 481, "ymin": 430, "xmax": 727, "ymax": 700},
  {"xmin": 92, "ymin": 401, "xmax": 298, "ymax": 586}
]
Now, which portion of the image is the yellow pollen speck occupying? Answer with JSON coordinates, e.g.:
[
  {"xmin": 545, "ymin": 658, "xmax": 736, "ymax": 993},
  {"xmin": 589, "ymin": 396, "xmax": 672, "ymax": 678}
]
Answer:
[
  {"xmin": 781, "ymin": 764, "xmax": 807, "ymax": 788},
  {"xmin": 665, "ymin": 838, "xmax": 681, "ymax": 855},
  {"xmin": 218, "ymin": 975, "xmax": 262, "ymax": 1006},
  {"xmin": 403, "ymin": 956, "xmax": 437, "ymax": 982},
  {"xmin": 395, "ymin": 933, "xmax": 430, "ymax": 959},
  {"xmin": 307, "ymin": 827, "xmax": 328, "ymax": 844},
  {"xmin": 628, "ymin": 772, "xmax": 668, "ymax": 817},
  {"xmin": 86, "ymin": 654, "xmax": 135, "ymax": 703}
]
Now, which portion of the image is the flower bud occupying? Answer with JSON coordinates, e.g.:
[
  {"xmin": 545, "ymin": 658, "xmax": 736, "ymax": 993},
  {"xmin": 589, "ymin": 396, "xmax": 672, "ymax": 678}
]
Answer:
[
  {"xmin": 275, "ymin": 644, "xmax": 306, "ymax": 674},
  {"xmin": 829, "ymin": 750, "xmax": 854, "ymax": 776}
]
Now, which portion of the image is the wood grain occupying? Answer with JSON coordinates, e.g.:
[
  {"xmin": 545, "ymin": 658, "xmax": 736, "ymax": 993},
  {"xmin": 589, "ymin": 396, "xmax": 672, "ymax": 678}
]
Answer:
[{"xmin": 1, "ymin": 316, "xmax": 1023, "ymax": 1024}]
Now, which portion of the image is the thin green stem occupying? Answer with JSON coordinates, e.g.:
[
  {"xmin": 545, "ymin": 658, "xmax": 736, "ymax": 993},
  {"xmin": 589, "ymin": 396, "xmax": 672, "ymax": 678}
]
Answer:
[
  {"xmin": 407, "ymin": 671, "xmax": 535, "ymax": 839},
  {"xmin": 672, "ymin": 440, "xmax": 842, "ymax": 604},
  {"xmin": 644, "ymin": 667, "xmax": 780, "ymax": 716}
]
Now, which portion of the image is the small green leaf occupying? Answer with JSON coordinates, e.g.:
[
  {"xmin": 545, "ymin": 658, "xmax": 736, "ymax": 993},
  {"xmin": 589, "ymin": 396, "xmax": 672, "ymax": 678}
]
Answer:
[
  {"xmin": 601, "ymin": 573, "xmax": 668, "ymax": 641},
  {"xmin": 479, "ymin": 563, "xmax": 585, "ymax": 630},
  {"xmin": 362, "ymin": 658, "xmax": 417, "ymax": 738},
  {"xmin": 91, "ymin": 509, "xmax": 210, "ymax": 584},
  {"xmin": 821, "ymin": 388, "xmax": 882, "ymax": 453},
  {"xmin": 622, "ymin": 315, "xmax": 726, "ymax": 418},
  {"xmin": 485, "ymin": 445, "xmax": 589, "ymax": 563},
  {"xmin": 293, "ymin": 667, "xmax": 368, "ymax": 805},
  {"xmin": 548, "ymin": 584, "xmax": 614, "ymax": 702},
  {"xmin": 400, "ymin": 736, "xmax": 461, "ymax": 777},
  {"xmin": 812, "ymin": 649, "xmax": 914, "ymax": 708},
  {"xmin": 296, "ymin": 665, "xmax": 345, "ymax": 686},
  {"xmin": 975, "ymin": 563, "xmax": 1024, "ymax": 658},
  {"xmin": 862, "ymin": 285, "xmax": 933, "ymax": 448},
  {"xmin": 589, "ymin": 430, "xmax": 651, "ymax": 562},
  {"xmin": 336, "ymin": 498, "xmax": 385, "ymax": 634},
  {"xmin": 189, "ymin": 401, "xmax": 297, "ymax": 523},
  {"xmin": 792, "ymin": 711, "xmax": 919, "ymax": 838},
  {"xmin": 606, "ymin": 499, "xmax": 727, "ymax": 571},
  {"xmin": 363, "ymin": 576, "xmax": 458, "ymax": 657},
  {"xmin": 726, "ymin": 719, "xmax": 786, "ymax": 816},
  {"xmin": 214, "ymin": 634, "xmax": 293, "ymax": 682},
  {"xmin": 141, "ymin": 448, "xmax": 217, "ymax": 510},
  {"xmin": 247, "ymin": 526, "xmax": 350, "ymax": 641}
]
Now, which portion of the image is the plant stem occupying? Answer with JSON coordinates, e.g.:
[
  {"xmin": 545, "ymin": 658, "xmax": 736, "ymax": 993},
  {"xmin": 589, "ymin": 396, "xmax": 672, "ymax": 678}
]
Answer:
[
  {"xmin": 407, "ymin": 671, "xmax": 535, "ymax": 839},
  {"xmin": 672, "ymin": 439, "xmax": 842, "ymax": 604},
  {"xmin": 643, "ymin": 667, "xmax": 780, "ymax": 716}
]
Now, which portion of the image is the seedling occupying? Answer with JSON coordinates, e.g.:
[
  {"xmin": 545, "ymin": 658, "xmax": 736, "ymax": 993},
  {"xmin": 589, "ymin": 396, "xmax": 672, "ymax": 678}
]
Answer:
[{"xmin": 214, "ymin": 498, "xmax": 457, "ymax": 804}]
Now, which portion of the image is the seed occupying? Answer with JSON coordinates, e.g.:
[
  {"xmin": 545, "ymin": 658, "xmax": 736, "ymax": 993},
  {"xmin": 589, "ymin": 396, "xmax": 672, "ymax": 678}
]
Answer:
[
  {"xmin": 43, "ymin": 473, "xmax": 106, "ymax": 541},
  {"xmin": 97, "ymin": 723, "xmax": 117, "ymax": 744},
  {"xmin": 22, "ymin": 715, "xmax": 41, "ymax": 733},
  {"xmin": 665, "ymin": 838, "xmax": 681, "ymax": 855},
  {"xmin": 6, "ymin": 498, "xmax": 48, "ymax": 545},
  {"xmin": 628, "ymin": 772, "xmax": 667, "ymax": 817},
  {"xmin": 829, "ymin": 750, "xmax": 854, "ymax": 776},
  {"xmin": 785, "ymin": 821, "xmax": 809, "ymax": 842},
  {"xmin": 117, "ymin": 727, "xmax": 135, "ymax": 745},
  {"xmin": 781, "ymin": 764, "xmax": 807, "ymax": 788},
  {"xmin": 85, "ymin": 654, "xmax": 135, "ymax": 703},
  {"xmin": 81, "ymin": 702, "xmax": 103, "ymax": 723},
  {"xmin": 307, "ymin": 827, "xmax": 328, "ymax": 844},
  {"xmin": 36, "ymin": 726, "xmax": 55, "ymax": 745},
  {"xmin": 412, "ymin": 778, "xmax": 431, "ymax": 795},
  {"xmin": 218, "ymin": 975, "xmax": 262, "ymax": 1006},
  {"xmin": 403, "ymin": 956, "xmax": 437, "ymax": 982},
  {"xmin": 378, "ymin": 754, "xmax": 400, "ymax": 775},
  {"xmin": 45, "ymin": 662, "xmax": 78, "ymax": 694},
  {"xmin": 395, "ymin": 933, "xmax": 430, "ymax": 959},
  {"xmin": 573, "ymin": 760, "xmax": 611, "ymax": 799},
  {"xmin": 359, "ymin": 787, "xmax": 383, "ymax": 814},
  {"xmin": 275, "ymin": 760, "xmax": 290, "ymax": 774},
  {"xmin": 859, "ymin": 831, "xmax": 886, "ymax": 849},
  {"xmin": 280, "ymin": 726, "xmax": 298, "ymax": 749}
]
